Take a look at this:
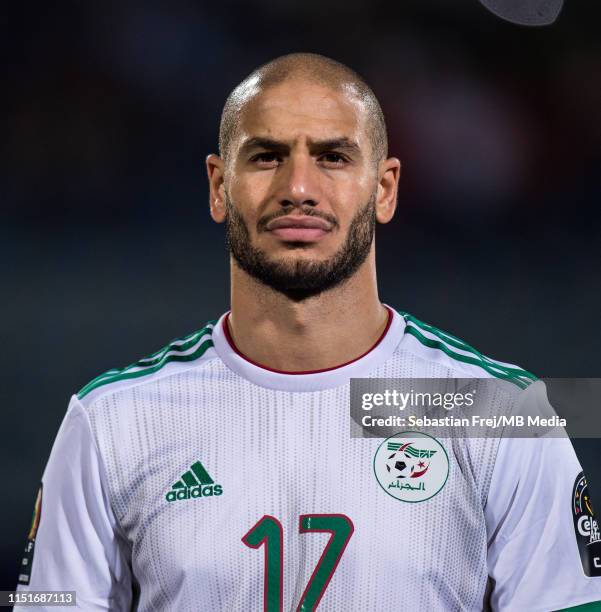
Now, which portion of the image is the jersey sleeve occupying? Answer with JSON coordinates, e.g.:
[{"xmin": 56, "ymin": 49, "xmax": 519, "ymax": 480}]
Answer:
[
  {"xmin": 15, "ymin": 395, "xmax": 133, "ymax": 611},
  {"xmin": 485, "ymin": 381, "xmax": 601, "ymax": 611}
]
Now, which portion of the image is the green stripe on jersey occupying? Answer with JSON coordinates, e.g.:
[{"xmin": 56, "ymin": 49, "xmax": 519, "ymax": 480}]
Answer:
[
  {"xmin": 77, "ymin": 321, "xmax": 216, "ymax": 399},
  {"xmin": 399, "ymin": 311, "xmax": 536, "ymax": 388}
]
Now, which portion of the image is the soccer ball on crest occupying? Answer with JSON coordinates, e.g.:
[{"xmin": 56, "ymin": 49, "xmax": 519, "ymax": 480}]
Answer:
[{"xmin": 385, "ymin": 442, "xmax": 433, "ymax": 479}]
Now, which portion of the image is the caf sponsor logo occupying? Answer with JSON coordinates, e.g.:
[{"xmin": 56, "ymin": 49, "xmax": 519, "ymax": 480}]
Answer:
[
  {"xmin": 572, "ymin": 471, "xmax": 601, "ymax": 576},
  {"xmin": 18, "ymin": 483, "xmax": 43, "ymax": 585},
  {"xmin": 373, "ymin": 431, "xmax": 449, "ymax": 503},
  {"xmin": 166, "ymin": 460, "xmax": 223, "ymax": 503}
]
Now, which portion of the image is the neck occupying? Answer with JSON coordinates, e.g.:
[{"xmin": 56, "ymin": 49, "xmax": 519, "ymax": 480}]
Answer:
[{"xmin": 227, "ymin": 252, "xmax": 389, "ymax": 372}]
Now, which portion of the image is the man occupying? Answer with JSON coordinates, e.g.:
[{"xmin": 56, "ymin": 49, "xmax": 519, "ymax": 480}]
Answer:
[{"xmin": 16, "ymin": 53, "xmax": 601, "ymax": 610}]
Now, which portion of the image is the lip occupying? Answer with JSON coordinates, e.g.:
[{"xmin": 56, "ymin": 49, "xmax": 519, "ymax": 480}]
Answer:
[
  {"xmin": 266, "ymin": 215, "xmax": 333, "ymax": 243},
  {"xmin": 266, "ymin": 215, "xmax": 333, "ymax": 231}
]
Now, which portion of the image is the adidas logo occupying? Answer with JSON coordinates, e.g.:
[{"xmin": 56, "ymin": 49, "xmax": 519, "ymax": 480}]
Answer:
[{"xmin": 166, "ymin": 461, "xmax": 223, "ymax": 503}]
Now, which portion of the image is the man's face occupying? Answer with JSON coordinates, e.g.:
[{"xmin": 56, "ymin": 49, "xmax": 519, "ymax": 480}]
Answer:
[{"xmin": 222, "ymin": 79, "xmax": 379, "ymax": 300}]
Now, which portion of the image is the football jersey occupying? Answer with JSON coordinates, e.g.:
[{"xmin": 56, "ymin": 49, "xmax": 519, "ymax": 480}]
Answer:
[{"xmin": 15, "ymin": 306, "xmax": 601, "ymax": 611}]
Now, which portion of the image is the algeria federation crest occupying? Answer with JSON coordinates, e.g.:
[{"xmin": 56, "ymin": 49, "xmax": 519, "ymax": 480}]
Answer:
[{"xmin": 373, "ymin": 432, "xmax": 449, "ymax": 503}]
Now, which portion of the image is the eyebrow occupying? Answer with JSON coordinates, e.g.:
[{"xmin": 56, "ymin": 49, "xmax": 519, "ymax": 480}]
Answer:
[
  {"xmin": 239, "ymin": 136, "xmax": 362, "ymax": 158},
  {"xmin": 311, "ymin": 138, "xmax": 362, "ymax": 157}
]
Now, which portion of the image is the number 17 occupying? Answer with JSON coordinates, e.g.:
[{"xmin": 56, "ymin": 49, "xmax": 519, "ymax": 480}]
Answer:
[{"xmin": 242, "ymin": 513, "xmax": 354, "ymax": 612}]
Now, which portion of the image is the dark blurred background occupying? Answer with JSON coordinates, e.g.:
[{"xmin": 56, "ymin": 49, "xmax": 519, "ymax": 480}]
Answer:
[{"xmin": 2, "ymin": 0, "xmax": 600, "ymax": 588}]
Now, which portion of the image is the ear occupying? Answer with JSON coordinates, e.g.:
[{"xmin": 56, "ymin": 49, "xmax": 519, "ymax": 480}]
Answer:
[
  {"xmin": 375, "ymin": 157, "xmax": 401, "ymax": 224},
  {"xmin": 206, "ymin": 154, "xmax": 227, "ymax": 223}
]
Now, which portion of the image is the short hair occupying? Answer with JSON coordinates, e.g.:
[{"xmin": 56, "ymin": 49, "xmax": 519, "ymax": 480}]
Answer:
[{"xmin": 219, "ymin": 53, "xmax": 388, "ymax": 163}]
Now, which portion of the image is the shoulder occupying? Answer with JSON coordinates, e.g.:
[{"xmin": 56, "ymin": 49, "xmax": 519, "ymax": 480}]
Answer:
[
  {"xmin": 76, "ymin": 319, "xmax": 220, "ymax": 407},
  {"xmin": 395, "ymin": 309, "xmax": 537, "ymax": 389}
]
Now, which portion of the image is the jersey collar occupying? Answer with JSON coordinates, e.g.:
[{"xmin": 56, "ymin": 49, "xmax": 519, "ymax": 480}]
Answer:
[{"xmin": 211, "ymin": 304, "xmax": 405, "ymax": 391}]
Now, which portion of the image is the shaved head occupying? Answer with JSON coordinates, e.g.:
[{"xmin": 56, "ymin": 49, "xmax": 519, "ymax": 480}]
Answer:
[{"xmin": 219, "ymin": 53, "xmax": 388, "ymax": 164}]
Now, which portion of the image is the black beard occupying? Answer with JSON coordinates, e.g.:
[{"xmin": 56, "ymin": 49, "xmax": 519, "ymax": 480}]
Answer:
[{"xmin": 224, "ymin": 194, "xmax": 376, "ymax": 302}]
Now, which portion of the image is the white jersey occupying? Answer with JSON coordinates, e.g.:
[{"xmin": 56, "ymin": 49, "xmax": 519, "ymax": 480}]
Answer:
[{"xmin": 16, "ymin": 306, "xmax": 601, "ymax": 611}]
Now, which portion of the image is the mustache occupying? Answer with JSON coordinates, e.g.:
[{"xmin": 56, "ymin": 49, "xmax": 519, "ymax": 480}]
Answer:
[{"xmin": 256, "ymin": 206, "xmax": 339, "ymax": 233}]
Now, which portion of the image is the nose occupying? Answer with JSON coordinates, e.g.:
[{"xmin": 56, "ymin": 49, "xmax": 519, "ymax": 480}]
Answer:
[{"xmin": 276, "ymin": 153, "xmax": 320, "ymax": 208}]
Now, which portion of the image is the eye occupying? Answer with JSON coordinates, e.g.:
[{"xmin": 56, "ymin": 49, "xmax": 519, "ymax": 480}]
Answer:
[
  {"xmin": 318, "ymin": 152, "xmax": 348, "ymax": 167},
  {"xmin": 250, "ymin": 152, "xmax": 282, "ymax": 167}
]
